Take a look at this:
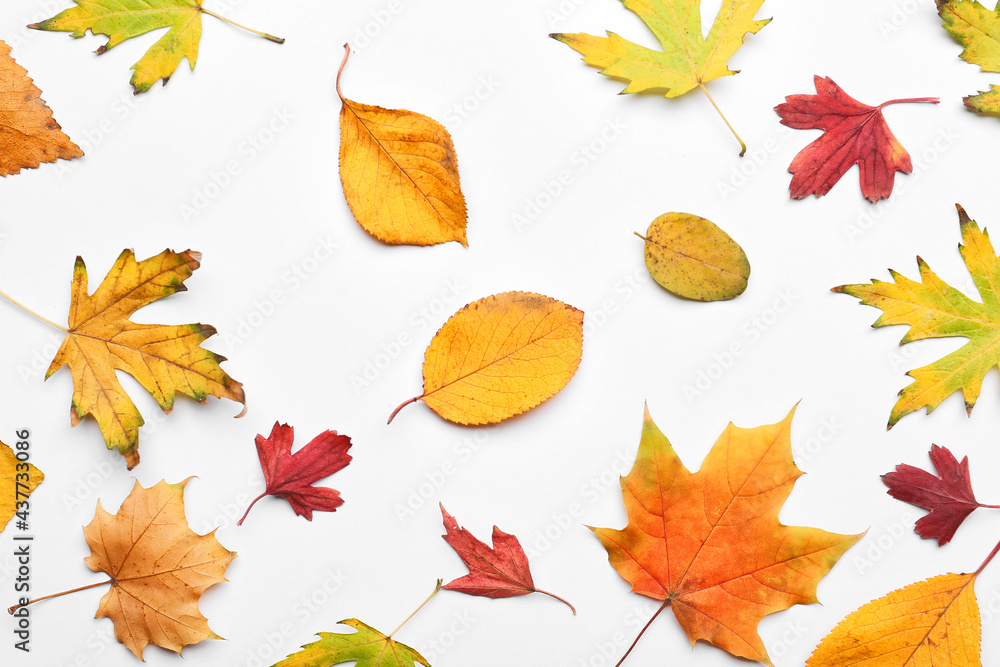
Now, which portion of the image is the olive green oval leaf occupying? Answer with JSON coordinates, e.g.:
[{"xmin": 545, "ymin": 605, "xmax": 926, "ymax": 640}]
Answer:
[{"xmin": 636, "ymin": 212, "xmax": 750, "ymax": 301}]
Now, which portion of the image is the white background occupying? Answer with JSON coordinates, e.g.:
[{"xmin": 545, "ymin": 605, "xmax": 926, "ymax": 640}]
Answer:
[{"xmin": 1, "ymin": 0, "xmax": 1000, "ymax": 665}]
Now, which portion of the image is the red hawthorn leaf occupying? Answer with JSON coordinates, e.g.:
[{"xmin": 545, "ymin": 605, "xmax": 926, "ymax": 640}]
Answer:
[
  {"xmin": 439, "ymin": 503, "xmax": 575, "ymax": 613},
  {"xmin": 775, "ymin": 75, "xmax": 938, "ymax": 203},
  {"xmin": 238, "ymin": 422, "xmax": 353, "ymax": 525},
  {"xmin": 882, "ymin": 444, "xmax": 999, "ymax": 545}
]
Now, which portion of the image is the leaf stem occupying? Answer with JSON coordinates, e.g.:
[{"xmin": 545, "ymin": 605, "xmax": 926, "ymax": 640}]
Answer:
[
  {"xmin": 8, "ymin": 580, "xmax": 110, "ymax": 614},
  {"xmin": 389, "ymin": 579, "xmax": 442, "ymax": 638},
  {"xmin": 236, "ymin": 492, "xmax": 267, "ymax": 526},
  {"xmin": 698, "ymin": 82, "xmax": 745, "ymax": 157},
  {"xmin": 633, "ymin": 232, "xmax": 649, "ymax": 242},
  {"xmin": 201, "ymin": 8, "xmax": 284, "ymax": 43},
  {"xmin": 976, "ymin": 537, "xmax": 1000, "ymax": 576},
  {"xmin": 877, "ymin": 97, "xmax": 940, "ymax": 109},
  {"xmin": 533, "ymin": 587, "xmax": 577, "ymax": 614},
  {"xmin": 616, "ymin": 600, "xmax": 669, "ymax": 666},
  {"xmin": 387, "ymin": 396, "xmax": 421, "ymax": 424},
  {"xmin": 337, "ymin": 44, "xmax": 351, "ymax": 100},
  {"xmin": 0, "ymin": 288, "xmax": 67, "ymax": 332}
]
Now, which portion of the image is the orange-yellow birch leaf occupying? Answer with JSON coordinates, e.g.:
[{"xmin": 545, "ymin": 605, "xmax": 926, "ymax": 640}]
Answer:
[
  {"xmin": 44, "ymin": 249, "xmax": 245, "ymax": 469},
  {"xmin": 388, "ymin": 292, "xmax": 584, "ymax": 425},
  {"xmin": 636, "ymin": 212, "xmax": 750, "ymax": 301},
  {"xmin": 0, "ymin": 439, "xmax": 43, "ymax": 533},
  {"xmin": 595, "ymin": 405, "xmax": 862, "ymax": 666},
  {"xmin": 0, "ymin": 40, "xmax": 82, "ymax": 176},
  {"xmin": 337, "ymin": 45, "xmax": 468, "ymax": 247},
  {"xmin": 807, "ymin": 572, "xmax": 981, "ymax": 665}
]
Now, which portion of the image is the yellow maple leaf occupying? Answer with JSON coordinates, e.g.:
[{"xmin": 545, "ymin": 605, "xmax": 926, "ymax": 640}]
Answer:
[
  {"xmin": 37, "ymin": 248, "xmax": 245, "ymax": 469},
  {"xmin": 808, "ymin": 572, "xmax": 982, "ymax": 665},
  {"xmin": 337, "ymin": 45, "xmax": 468, "ymax": 247},
  {"xmin": 0, "ymin": 439, "xmax": 43, "ymax": 534},
  {"xmin": 388, "ymin": 291, "xmax": 584, "ymax": 425},
  {"xmin": 551, "ymin": 0, "xmax": 770, "ymax": 154},
  {"xmin": 9, "ymin": 479, "xmax": 236, "ymax": 660},
  {"xmin": 0, "ymin": 40, "xmax": 82, "ymax": 176}
]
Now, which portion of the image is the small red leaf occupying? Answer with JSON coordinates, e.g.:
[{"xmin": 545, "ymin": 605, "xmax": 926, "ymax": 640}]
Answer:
[
  {"xmin": 775, "ymin": 75, "xmax": 938, "ymax": 203},
  {"xmin": 882, "ymin": 444, "xmax": 990, "ymax": 545},
  {"xmin": 439, "ymin": 504, "xmax": 575, "ymax": 613},
  {"xmin": 238, "ymin": 422, "xmax": 353, "ymax": 526}
]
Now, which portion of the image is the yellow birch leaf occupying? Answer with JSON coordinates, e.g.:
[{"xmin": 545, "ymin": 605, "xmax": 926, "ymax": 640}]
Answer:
[
  {"xmin": 388, "ymin": 292, "xmax": 584, "ymax": 425},
  {"xmin": 0, "ymin": 40, "xmax": 83, "ymax": 176},
  {"xmin": 42, "ymin": 249, "xmax": 245, "ymax": 469},
  {"xmin": 0, "ymin": 439, "xmax": 43, "ymax": 534},
  {"xmin": 808, "ymin": 572, "xmax": 981, "ymax": 666},
  {"xmin": 337, "ymin": 45, "xmax": 468, "ymax": 247},
  {"xmin": 636, "ymin": 212, "xmax": 749, "ymax": 301}
]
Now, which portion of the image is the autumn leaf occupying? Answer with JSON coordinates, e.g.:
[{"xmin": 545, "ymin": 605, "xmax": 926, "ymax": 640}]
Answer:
[
  {"xmin": 775, "ymin": 76, "xmax": 938, "ymax": 203},
  {"xmin": 337, "ymin": 45, "xmax": 468, "ymax": 247},
  {"xmin": 9, "ymin": 479, "xmax": 236, "ymax": 660},
  {"xmin": 237, "ymin": 421, "xmax": 353, "ymax": 526},
  {"xmin": 550, "ymin": 0, "xmax": 770, "ymax": 155},
  {"xmin": 594, "ymin": 404, "xmax": 862, "ymax": 665},
  {"xmin": 439, "ymin": 504, "xmax": 575, "ymax": 613},
  {"xmin": 635, "ymin": 212, "xmax": 749, "ymax": 301},
  {"xmin": 0, "ymin": 249, "xmax": 246, "ymax": 468},
  {"xmin": 387, "ymin": 291, "xmax": 583, "ymax": 425},
  {"xmin": 883, "ymin": 445, "xmax": 1000, "ymax": 546},
  {"xmin": 834, "ymin": 204, "xmax": 1000, "ymax": 428},
  {"xmin": 274, "ymin": 582, "xmax": 443, "ymax": 667},
  {"xmin": 0, "ymin": 439, "xmax": 43, "ymax": 534},
  {"xmin": 808, "ymin": 573, "xmax": 982, "ymax": 665},
  {"xmin": 273, "ymin": 620, "xmax": 430, "ymax": 667},
  {"xmin": 939, "ymin": 0, "xmax": 1000, "ymax": 116},
  {"xmin": 0, "ymin": 40, "xmax": 83, "ymax": 176},
  {"xmin": 29, "ymin": 0, "xmax": 283, "ymax": 93}
]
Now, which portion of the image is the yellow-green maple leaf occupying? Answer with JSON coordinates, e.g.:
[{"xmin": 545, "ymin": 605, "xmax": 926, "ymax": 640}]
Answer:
[
  {"xmin": 834, "ymin": 204, "xmax": 1000, "ymax": 428},
  {"xmin": 550, "ymin": 0, "xmax": 770, "ymax": 154},
  {"xmin": 939, "ymin": 0, "xmax": 1000, "ymax": 116},
  {"xmin": 274, "ymin": 620, "xmax": 430, "ymax": 667},
  {"xmin": 29, "ymin": 0, "xmax": 282, "ymax": 93},
  {"xmin": 45, "ymin": 249, "xmax": 245, "ymax": 468}
]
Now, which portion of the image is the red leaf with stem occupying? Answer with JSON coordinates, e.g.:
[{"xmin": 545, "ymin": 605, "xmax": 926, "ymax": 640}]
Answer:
[
  {"xmin": 439, "ymin": 504, "xmax": 575, "ymax": 613},
  {"xmin": 882, "ymin": 444, "xmax": 1000, "ymax": 545},
  {"xmin": 775, "ymin": 76, "xmax": 938, "ymax": 203},
  {"xmin": 238, "ymin": 422, "xmax": 353, "ymax": 525}
]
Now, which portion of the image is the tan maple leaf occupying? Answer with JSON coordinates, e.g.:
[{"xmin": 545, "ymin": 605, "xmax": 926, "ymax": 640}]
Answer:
[{"xmin": 9, "ymin": 478, "xmax": 236, "ymax": 660}]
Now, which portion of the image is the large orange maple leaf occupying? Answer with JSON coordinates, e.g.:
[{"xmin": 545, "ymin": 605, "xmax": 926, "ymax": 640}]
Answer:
[{"xmin": 594, "ymin": 405, "xmax": 862, "ymax": 665}]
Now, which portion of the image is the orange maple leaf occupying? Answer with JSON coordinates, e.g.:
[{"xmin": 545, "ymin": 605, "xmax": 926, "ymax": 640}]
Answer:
[
  {"xmin": 9, "ymin": 479, "xmax": 236, "ymax": 660},
  {"xmin": 594, "ymin": 405, "xmax": 862, "ymax": 665}
]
